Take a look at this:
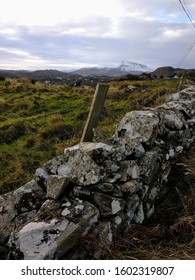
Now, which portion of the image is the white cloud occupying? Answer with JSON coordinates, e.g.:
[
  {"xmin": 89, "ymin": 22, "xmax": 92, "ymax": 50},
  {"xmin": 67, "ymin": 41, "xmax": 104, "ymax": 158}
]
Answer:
[
  {"xmin": 0, "ymin": 0, "xmax": 121, "ymax": 25},
  {"xmin": 0, "ymin": 0, "xmax": 195, "ymax": 69}
]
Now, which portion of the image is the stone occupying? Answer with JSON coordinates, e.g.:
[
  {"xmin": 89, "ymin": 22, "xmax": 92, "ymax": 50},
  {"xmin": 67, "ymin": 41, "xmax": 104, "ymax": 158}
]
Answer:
[
  {"xmin": 111, "ymin": 211, "xmax": 129, "ymax": 234},
  {"xmin": 133, "ymin": 202, "xmax": 144, "ymax": 223},
  {"xmin": 125, "ymin": 194, "xmax": 140, "ymax": 221},
  {"xmin": 139, "ymin": 149, "xmax": 162, "ymax": 184},
  {"xmin": 47, "ymin": 175, "xmax": 70, "ymax": 199},
  {"xmin": 103, "ymin": 173, "xmax": 122, "ymax": 184},
  {"xmin": 143, "ymin": 184, "xmax": 161, "ymax": 218},
  {"xmin": 93, "ymin": 222, "xmax": 113, "ymax": 259},
  {"xmin": 0, "ymin": 180, "xmax": 44, "ymax": 245},
  {"xmin": 166, "ymin": 87, "xmax": 195, "ymax": 101},
  {"xmin": 93, "ymin": 193, "xmax": 124, "ymax": 217},
  {"xmin": 115, "ymin": 138, "xmax": 143, "ymax": 159},
  {"xmin": 44, "ymin": 155, "xmax": 67, "ymax": 174},
  {"xmin": 35, "ymin": 168, "xmax": 49, "ymax": 180},
  {"xmin": 103, "ymin": 159, "xmax": 120, "ymax": 173},
  {"xmin": 73, "ymin": 186, "xmax": 92, "ymax": 199},
  {"xmin": 35, "ymin": 168, "xmax": 50, "ymax": 190},
  {"xmin": 115, "ymin": 110, "xmax": 159, "ymax": 147},
  {"xmin": 160, "ymin": 100, "xmax": 195, "ymax": 120},
  {"xmin": 8, "ymin": 199, "xmax": 99, "ymax": 259},
  {"xmin": 94, "ymin": 183, "xmax": 115, "ymax": 194},
  {"xmin": 120, "ymin": 181, "xmax": 141, "ymax": 194},
  {"xmin": 124, "ymin": 85, "xmax": 139, "ymax": 93},
  {"xmin": 61, "ymin": 149, "xmax": 104, "ymax": 186},
  {"xmin": 65, "ymin": 142, "xmax": 113, "ymax": 165},
  {"xmin": 156, "ymin": 105, "xmax": 185, "ymax": 134},
  {"xmin": 119, "ymin": 161, "xmax": 140, "ymax": 181},
  {"xmin": 57, "ymin": 165, "xmax": 72, "ymax": 176}
]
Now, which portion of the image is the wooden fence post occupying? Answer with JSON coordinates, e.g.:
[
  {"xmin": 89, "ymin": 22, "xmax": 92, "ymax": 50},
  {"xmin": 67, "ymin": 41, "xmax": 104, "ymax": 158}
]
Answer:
[
  {"xmin": 178, "ymin": 71, "xmax": 186, "ymax": 92},
  {"xmin": 81, "ymin": 83, "xmax": 109, "ymax": 142}
]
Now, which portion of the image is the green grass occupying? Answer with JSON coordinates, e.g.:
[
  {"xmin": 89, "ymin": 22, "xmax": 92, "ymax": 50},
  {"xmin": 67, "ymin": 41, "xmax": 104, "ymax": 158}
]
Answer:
[{"xmin": 0, "ymin": 77, "xmax": 179, "ymax": 194}]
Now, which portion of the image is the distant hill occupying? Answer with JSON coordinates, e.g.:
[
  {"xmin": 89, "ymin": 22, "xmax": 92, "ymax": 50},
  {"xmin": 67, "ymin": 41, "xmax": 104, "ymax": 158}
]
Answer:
[
  {"xmin": 0, "ymin": 69, "xmax": 82, "ymax": 85},
  {"xmin": 151, "ymin": 66, "xmax": 184, "ymax": 78},
  {"xmin": 71, "ymin": 61, "xmax": 152, "ymax": 77},
  {"xmin": 0, "ymin": 64, "xmax": 194, "ymax": 84},
  {"xmin": 151, "ymin": 66, "xmax": 195, "ymax": 81},
  {"xmin": 0, "ymin": 61, "xmax": 151, "ymax": 85}
]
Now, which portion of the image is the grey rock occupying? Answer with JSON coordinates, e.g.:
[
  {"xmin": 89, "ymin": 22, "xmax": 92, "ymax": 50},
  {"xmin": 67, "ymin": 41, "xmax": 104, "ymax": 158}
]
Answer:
[
  {"xmin": 94, "ymin": 183, "xmax": 115, "ymax": 194},
  {"xmin": 0, "ymin": 180, "xmax": 44, "ymax": 244},
  {"xmin": 93, "ymin": 222, "xmax": 112, "ymax": 259},
  {"xmin": 111, "ymin": 211, "xmax": 129, "ymax": 234},
  {"xmin": 93, "ymin": 193, "xmax": 124, "ymax": 217},
  {"xmin": 115, "ymin": 110, "xmax": 159, "ymax": 147},
  {"xmin": 103, "ymin": 173, "xmax": 122, "ymax": 184},
  {"xmin": 44, "ymin": 155, "xmax": 67, "ymax": 174},
  {"xmin": 125, "ymin": 194, "xmax": 140, "ymax": 221},
  {"xmin": 125, "ymin": 85, "xmax": 139, "ymax": 93},
  {"xmin": 133, "ymin": 202, "xmax": 144, "ymax": 223},
  {"xmin": 113, "ymin": 138, "xmax": 145, "ymax": 158},
  {"xmin": 73, "ymin": 186, "xmax": 92, "ymax": 199},
  {"xmin": 157, "ymin": 108, "xmax": 184, "ymax": 131},
  {"xmin": 47, "ymin": 175, "xmax": 70, "ymax": 199},
  {"xmin": 139, "ymin": 149, "xmax": 162, "ymax": 184},
  {"xmin": 166, "ymin": 87, "xmax": 195, "ymax": 101},
  {"xmin": 65, "ymin": 142, "xmax": 113, "ymax": 165},
  {"xmin": 35, "ymin": 168, "xmax": 49, "ymax": 180},
  {"xmin": 8, "ymin": 199, "xmax": 99, "ymax": 259},
  {"xmin": 62, "ymin": 149, "xmax": 104, "ymax": 186},
  {"xmin": 120, "ymin": 181, "xmax": 141, "ymax": 194},
  {"xmin": 119, "ymin": 161, "xmax": 140, "ymax": 181}
]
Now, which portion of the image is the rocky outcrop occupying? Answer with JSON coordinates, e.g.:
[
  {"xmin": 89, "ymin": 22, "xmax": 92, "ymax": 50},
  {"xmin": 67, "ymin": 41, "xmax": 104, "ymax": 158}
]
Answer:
[{"xmin": 0, "ymin": 86, "xmax": 195, "ymax": 259}]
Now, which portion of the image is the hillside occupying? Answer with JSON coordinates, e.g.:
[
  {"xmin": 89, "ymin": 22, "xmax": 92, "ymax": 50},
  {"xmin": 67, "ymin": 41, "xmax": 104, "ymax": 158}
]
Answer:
[
  {"xmin": 0, "ymin": 69, "xmax": 82, "ymax": 85},
  {"xmin": 151, "ymin": 66, "xmax": 195, "ymax": 80},
  {"xmin": 1, "ymin": 66, "xmax": 195, "ymax": 89}
]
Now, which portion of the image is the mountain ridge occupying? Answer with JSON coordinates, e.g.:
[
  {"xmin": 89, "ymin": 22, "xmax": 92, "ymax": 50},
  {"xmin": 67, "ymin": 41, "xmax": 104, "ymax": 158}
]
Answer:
[
  {"xmin": 71, "ymin": 61, "xmax": 152, "ymax": 76},
  {"xmin": 1, "ymin": 64, "xmax": 195, "ymax": 84}
]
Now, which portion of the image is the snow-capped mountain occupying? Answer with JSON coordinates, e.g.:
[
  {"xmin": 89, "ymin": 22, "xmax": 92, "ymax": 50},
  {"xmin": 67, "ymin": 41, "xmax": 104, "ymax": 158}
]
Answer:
[
  {"xmin": 117, "ymin": 61, "xmax": 151, "ymax": 72},
  {"xmin": 71, "ymin": 61, "xmax": 152, "ymax": 77}
]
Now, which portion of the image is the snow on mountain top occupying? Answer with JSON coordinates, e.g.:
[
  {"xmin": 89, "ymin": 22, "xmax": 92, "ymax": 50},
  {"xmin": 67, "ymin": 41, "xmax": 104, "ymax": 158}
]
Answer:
[{"xmin": 118, "ymin": 61, "xmax": 151, "ymax": 72}]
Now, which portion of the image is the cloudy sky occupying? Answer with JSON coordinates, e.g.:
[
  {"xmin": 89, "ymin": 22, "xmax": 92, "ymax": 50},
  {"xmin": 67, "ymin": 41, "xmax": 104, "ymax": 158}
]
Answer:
[{"xmin": 0, "ymin": 0, "xmax": 195, "ymax": 70}]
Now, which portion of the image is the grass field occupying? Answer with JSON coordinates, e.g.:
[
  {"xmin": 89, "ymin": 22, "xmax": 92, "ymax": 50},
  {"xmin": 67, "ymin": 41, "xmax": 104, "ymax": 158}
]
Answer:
[{"xmin": 0, "ymin": 77, "xmax": 179, "ymax": 194}]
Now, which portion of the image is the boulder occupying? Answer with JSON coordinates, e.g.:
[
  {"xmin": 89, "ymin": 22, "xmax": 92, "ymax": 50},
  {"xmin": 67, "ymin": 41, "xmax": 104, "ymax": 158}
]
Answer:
[
  {"xmin": 0, "ymin": 180, "xmax": 44, "ymax": 244},
  {"xmin": 8, "ymin": 199, "xmax": 99, "ymax": 259},
  {"xmin": 115, "ymin": 110, "xmax": 159, "ymax": 157}
]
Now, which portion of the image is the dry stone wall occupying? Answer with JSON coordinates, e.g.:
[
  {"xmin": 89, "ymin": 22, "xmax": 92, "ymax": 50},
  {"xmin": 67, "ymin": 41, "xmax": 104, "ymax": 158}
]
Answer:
[{"xmin": 0, "ymin": 86, "xmax": 195, "ymax": 259}]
